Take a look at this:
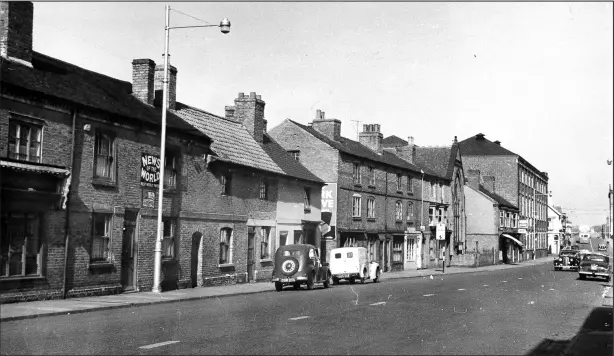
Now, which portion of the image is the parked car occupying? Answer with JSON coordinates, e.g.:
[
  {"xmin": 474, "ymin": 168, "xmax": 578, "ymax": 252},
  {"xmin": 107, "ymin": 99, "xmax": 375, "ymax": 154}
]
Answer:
[
  {"xmin": 554, "ymin": 250, "xmax": 580, "ymax": 271},
  {"xmin": 329, "ymin": 247, "xmax": 381, "ymax": 284},
  {"xmin": 271, "ymin": 244, "xmax": 331, "ymax": 291},
  {"xmin": 578, "ymin": 253, "xmax": 611, "ymax": 282}
]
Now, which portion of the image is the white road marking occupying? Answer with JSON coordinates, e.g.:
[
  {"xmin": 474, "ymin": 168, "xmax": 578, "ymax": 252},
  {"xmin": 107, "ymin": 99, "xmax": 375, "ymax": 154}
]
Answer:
[
  {"xmin": 483, "ymin": 284, "xmax": 489, "ymax": 287},
  {"xmin": 370, "ymin": 302, "xmax": 386, "ymax": 306},
  {"xmin": 549, "ymin": 288, "xmax": 556, "ymax": 291},
  {"xmin": 139, "ymin": 341, "xmax": 180, "ymax": 349},
  {"xmin": 502, "ymin": 281, "xmax": 508, "ymax": 283},
  {"xmin": 518, "ymin": 278, "xmax": 523, "ymax": 280},
  {"xmin": 458, "ymin": 288, "xmax": 466, "ymax": 291},
  {"xmin": 423, "ymin": 294, "xmax": 434, "ymax": 297},
  {"xmin": 289, "ymin": 316, "xmax": 311, "ymax": 320}
]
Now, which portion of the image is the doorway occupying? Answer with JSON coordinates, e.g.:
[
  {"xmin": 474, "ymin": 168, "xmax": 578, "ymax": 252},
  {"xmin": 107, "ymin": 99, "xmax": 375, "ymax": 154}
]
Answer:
[
  {"xmin": 121, "ymin": 209, "xmax": 138, "ymax": 291},
  {"xmin": 247, "ymin": 227, "xmax": 255, "ymax": 282}
]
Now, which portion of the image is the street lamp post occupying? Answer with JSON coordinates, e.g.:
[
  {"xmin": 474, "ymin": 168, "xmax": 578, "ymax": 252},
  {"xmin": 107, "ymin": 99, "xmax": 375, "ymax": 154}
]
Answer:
[
  {"xmin": 152, "ymin": 5, "xmax": 230, "ymax": 293},
  {"xmin": 608, "ymin": 159, "xmax": 612, "ymax": 239}
]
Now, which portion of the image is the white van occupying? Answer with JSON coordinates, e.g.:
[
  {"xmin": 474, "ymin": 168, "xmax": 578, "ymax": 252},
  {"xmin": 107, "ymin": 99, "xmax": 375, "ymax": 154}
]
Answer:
[{"xmin": 329, "ymin": 247, "xmax": 381, "ymax": 284}]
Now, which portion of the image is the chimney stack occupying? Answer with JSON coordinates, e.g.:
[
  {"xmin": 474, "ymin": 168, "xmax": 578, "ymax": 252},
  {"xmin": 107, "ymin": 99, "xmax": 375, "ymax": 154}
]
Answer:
[
  {"xmin": 466, "ymin": 169, "xmax": 481, "ymax": 191},
  {"xmin": 0, "ymin": 1, "xmax": 34, "ymax": 67},
  {"xmin": 225, "ymin": 106, "xmax": 235, "ymax": 120},
  {"xmin": 154, "ymin": 63, "xmax": 178, "ymax": 110},
  {"xmin": 311, "ymin": 109, "xmax": 341, "ymax": 141},
  {"xmin": 233, "ymin": 92, "xmax": 266, "ymax": 143},
  {"xmin": 395, "ymin": 136, "xmax": 416, "ymax": 164},
  {"xmin": 493, "ymin": 140, "xmax": 501, "ymax": 145},
  {"xmin": 359, "ymin": 124, "xmax": 383, "ymax": 154},
  {"xmin": 482, "ymin": 175, "xmax": 495, "ymax": 193},
  {"xmin": 132, "ymin": 59, "xmax": 156, "ymax": 105}
]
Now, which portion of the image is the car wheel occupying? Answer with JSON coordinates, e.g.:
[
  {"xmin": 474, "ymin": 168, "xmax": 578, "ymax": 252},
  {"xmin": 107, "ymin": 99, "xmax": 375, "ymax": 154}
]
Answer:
[
  {"xmin": 275, "ymin": 282, "xmax": 283, "ymax": 292},
  {"xmin": 579, "ymin": 274, "xmax": 586, "ymax": 280},
  {"xmin": 323, "ymin": 273, "xmax": 331, "ymax": 288},
  {"xmin": 373, "ymin": 269, "xmax": 381, "ymax": 283},
  {"xmin": 349, "ymin": 277, "xmax": 356, "ymax": 285},
  {"xmin": 307, "ymin": 274, "xmax": 315, "ymax": 290},
  {"xmin": 606, "ymin": 276, "xmax": 611, "ymax": 282},
  {"xmin": 281, "ymin": 257, "xmax": 299, "ymax": 276},
  {"xmin": 293, "ymin": 283, "xmax": 301, "ymax": 290},
  {"xmin": 332, "ymin": 277, "xmax": 339, "ymax": 285}
]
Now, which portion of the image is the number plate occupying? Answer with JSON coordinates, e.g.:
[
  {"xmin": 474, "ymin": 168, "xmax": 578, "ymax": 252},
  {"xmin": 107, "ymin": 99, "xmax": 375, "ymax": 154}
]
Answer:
[
  {"xmin": 590, "ymin": 265, "xmax": 597, "ymax": 271},
  {"xmin": 281, "ymin": 278, "xmax": 295, "ymax": 283}
]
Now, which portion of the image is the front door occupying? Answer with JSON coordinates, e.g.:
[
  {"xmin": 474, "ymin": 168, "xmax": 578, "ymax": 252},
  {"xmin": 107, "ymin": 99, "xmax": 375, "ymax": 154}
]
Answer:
[
  {"xmin": 247, "ymin": 227, "xmax": 255, "ymax": 282},
  {"xmin": 121, "ymin": 209, "xmax": 138, "ymax": 290}
]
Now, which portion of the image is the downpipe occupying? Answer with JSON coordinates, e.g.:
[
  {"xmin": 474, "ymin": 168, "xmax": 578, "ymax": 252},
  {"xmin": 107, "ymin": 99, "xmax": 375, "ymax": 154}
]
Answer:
[{"xmin": 62, "ymin": 109, "xmax": 77, "ymax": 299}]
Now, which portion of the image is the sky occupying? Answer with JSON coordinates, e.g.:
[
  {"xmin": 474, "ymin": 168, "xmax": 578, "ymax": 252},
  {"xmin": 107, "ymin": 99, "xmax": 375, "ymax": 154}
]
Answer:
[{"xmin": 31, "ymin": 2, "xmax": 613, "ymax": 226}]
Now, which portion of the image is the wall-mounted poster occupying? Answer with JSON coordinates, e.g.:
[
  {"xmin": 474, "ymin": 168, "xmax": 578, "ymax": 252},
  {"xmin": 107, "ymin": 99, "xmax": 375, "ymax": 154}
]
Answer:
[{"xmin": 141, "ymin": 153, "xmax": 161, "ymax": 187}]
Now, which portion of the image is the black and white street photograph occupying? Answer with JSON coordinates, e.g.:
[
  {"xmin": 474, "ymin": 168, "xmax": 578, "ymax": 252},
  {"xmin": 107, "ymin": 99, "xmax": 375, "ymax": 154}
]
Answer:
[{"xmin": 1, "ymin": 1, "xmax": 612, "ymax": 355}]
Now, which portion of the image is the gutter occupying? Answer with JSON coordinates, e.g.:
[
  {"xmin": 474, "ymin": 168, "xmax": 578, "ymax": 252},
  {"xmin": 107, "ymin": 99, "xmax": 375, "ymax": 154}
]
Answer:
[{"xmin": 62, "ymin": 109, "xmax": 77, "ymax": 299}]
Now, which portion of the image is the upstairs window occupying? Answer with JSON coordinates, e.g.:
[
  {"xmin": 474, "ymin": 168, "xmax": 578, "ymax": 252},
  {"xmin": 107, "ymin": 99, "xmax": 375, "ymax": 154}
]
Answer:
[
  {"xmin": 500, "ymin": 211, "xmax": 505, "ymax": 226},
  {"xmin": 408, "ymin": 176, "xmax": 413, "ymax": 193},
  {"xmin": 352, "ymin": 195, "xmax": 362, "ymax": 217},
  {"xmin": 406, "ymin": 201, "xmax": 414, "ymax": 220},
  {"xmin": 367, "ymin": 198, "xmax": 375, "ymax": 218},
  {"xmin": 353, "ymin": 163, "xmax": 362, "ymax": 185},
  {"xmin": 395, "ymin": 201, "xmax": 403, "ymax": 221},
  {"xmin": 396, "ymin": 174, "xmax": 403, "ymax": 192},
  {"xmin": 221, "ymin": 174, "xmax": 231, "ymax": 195},
  {"xmin": 368, "ymin": 166, "xmax": 375, "ymax": 186},
  {"xmin": 8, "ymin": 121, "xmax": 42, "ymax": 163},
  {"xmin": 164, "ymin": 152, "xmax": 178, "ymax": 189},
  {"xmin": 304, "ymin": 187, "xmax": 311, "ymax": 212},
  {"xmin": 94, "ymin": 132, "xmax": 116, "ymax": 181},
  {"xmin": 429, "ymin": 207, "xmax": 436, "ymax": 225},
  {"xmin": 260, "ymin": 181, "xmax": 268, "ymax": 200},
  {"xmin": 288, "ymin": 150, "xmax": 300, "ymax": 161}
]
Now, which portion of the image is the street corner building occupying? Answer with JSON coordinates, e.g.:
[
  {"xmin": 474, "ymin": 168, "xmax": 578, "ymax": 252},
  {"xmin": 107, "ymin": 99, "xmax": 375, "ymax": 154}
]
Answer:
[
  {"xmin": 268, "ymin": 112, "xmax": 468, "ymax": 272},
  {"xmin": 459, "ymin": 133, "xmax": 549, "ymax": 262},
  {"xmin": 0, "ymin": 1, "xmax": 324, "ymax": 303}
]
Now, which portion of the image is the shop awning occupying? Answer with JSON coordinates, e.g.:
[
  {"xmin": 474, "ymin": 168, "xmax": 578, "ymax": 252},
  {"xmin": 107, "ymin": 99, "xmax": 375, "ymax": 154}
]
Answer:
[
  {"xmin": 1, "ymin": 159, "xmax": 70, "ymax": 176},
  {"xmin": 502, "ymin": 234, "xmax": 524, "ymax": 247}
]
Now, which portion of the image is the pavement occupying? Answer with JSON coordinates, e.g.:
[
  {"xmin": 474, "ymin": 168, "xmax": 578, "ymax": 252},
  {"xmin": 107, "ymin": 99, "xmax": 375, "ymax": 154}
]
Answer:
[{"xmin": 0, "ymin": 256, "xmax": 557, "ymax": 322}]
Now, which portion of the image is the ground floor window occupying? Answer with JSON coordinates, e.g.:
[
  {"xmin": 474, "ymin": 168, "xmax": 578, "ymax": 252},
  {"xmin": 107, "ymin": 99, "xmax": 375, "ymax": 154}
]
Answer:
[
  {"xmin": 279, "ymin": 231, "xmax": 288, "ymax": 247},
  {"xmin": 1, "ymin": 213, "xmax": 42, "ymax": 278},
  {"xmin": 367, "ymin": 236, "xmax": 378, "ymax": 261},
  {"xmin": 219, "ymin": 228, "xmax": 233, "ymax": 264},
  {"xmin": 162, "ymin": 218, "xmax": 176, "ymax": 260},
  {"xmin": 392, "ymin": 239, "xmax": 403, "ymax": 262},
  {"xmin": 92, "ymin": 213, "xmax": 111, "ymax": 262},
  {"xmin": 406, "ymin": 238, "xmax": 415, "ymax": 261},
  {"xmin": 260, "ymin": 227, "xmax": 271, "ymax": 259}
]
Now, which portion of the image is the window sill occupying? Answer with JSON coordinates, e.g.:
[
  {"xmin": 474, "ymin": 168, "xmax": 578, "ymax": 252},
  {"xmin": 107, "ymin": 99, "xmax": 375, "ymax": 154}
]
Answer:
[
  {"xmin": 367, "ymin": 218, "xmax": 376, "ymax": 222},
  {"xmin": 218, "ymin": 263, "xmax": 235, "ymax": 268},
  {"xmin": 259, "ymin": 259, "xmax": 273, "ymax": 263},
  {"xmin": 92, "ymin": 178, "xmax": 117, "ymax": 188},
  {"xmin": 368, "ymin": 185, "xmax": 376, "ymax": 189},
  {"xmin": 162, "ymin": 259, "xmax": 178, "ymax": 265},
  {"xmin": 407, "ymin": 192, "xmax": 414, "ymax": 195},
  {"xmin": 352, "ymin": 217, "xmax": 362, "ymax": 221},
  {"xmin": 396, "ymin": 190, "xmax": 403, "ymax": 194},
  {"xmin": 353, "ymin": 183, "xmax": 362, "ymax": 188},
  {"xmin": 0, "ymin": 275, "xmax": 45, "ymax": 282},
  {"xmin": 89, "ymin": 262, "xmax": 113, "ymax": 270}
]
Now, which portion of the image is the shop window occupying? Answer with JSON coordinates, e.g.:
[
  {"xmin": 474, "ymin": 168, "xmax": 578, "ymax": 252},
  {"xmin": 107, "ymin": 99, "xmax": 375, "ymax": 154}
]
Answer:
[
  {"xmin": 8, "ymin": 120, "xmax": 42, "ymax": 163},
  {"xmin": 367, "ymin": 198, "xmax": 375, "ymax": 218},
  {"xmin": 279, "ymin": 231, "xmax": 288, "ymax": 247},
  {"xmin": 392, "ymin": 241, "xmax": 403, "ymax": 262},
  {"xmin": 219, "ymin": 228, "xmax": 233, "ymax": 265},
  {"xmin": 406, "ymin": 238, "xmax": 415, "ymax": 261},
  {"xmin": 1, "ymin": 213, "xmax": 42, "ymax": 278},
  {"xmin": 260, "ymin": 227, "xmax": 271, "ymax": 259},
  {"xmin": 91, "ymin": 213, "xmax": 111, "ymax": 262},
  {"xmin": 164, "ymin": 152, "xmax": 178, "ymax": 189},
  {"xmin": 162, "ymin": 218, "xmax": 176, "ymax": 260},
  {"xmin": 94, "ymin": 131, "xmax": 116, "ymax": 181},
  {"xmin": 395, "ymin": 201, "xmax": 403, "ymax": 221},
  {"xmin": 352, "ymin": 195, "xmax": 362, "ymax": 217}
]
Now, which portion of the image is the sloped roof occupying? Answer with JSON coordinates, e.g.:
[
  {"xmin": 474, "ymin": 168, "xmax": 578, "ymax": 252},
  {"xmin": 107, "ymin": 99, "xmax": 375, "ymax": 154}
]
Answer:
[
  {"xmin": 478, "ymin": 185, "xmax": 518, "ymax": 210},
  {"xmin": 414, "ymin": 146, "xmax": 452, "ymax": 179},
  {"xmin": 458, "ymin": 133, "xmax": 517, "ymax": 156},
  {"xmin": 173, "ymin": 103, "xmax": 286, "ymax": 176},
  {"xmin": 262, "ymin": 134, "xmax": 324, "ymax": 184},
  {"xmin": 288, "ymin": 120, "xmax": 440, "ymax": 177},
  {"xmin": 382, "ymin": 135, "xmax": 408, "ymax": 148},
  {"xmin": 0, "ymin": 52, "xmax": 209, "ymax": 141}
]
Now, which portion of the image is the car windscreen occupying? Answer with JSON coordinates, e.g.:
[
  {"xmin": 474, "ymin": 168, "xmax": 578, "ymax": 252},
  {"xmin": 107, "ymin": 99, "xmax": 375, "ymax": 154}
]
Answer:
[
  {"xmin": 560, "ymin": 252, "xmax": 577, "ymax": 257},
  {"xmin": 584, "ymin": 255, "xmax": 608, "ymax": 262},
  {"xmin": 281, "ymin": 250, "xmax": 302, "ymax": 257}
]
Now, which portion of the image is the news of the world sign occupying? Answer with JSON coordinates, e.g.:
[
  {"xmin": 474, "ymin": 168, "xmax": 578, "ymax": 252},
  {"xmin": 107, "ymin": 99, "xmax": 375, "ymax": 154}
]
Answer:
[{"xmin": 141, "ymin": 153, "xmax": 161, "ymax": 186}]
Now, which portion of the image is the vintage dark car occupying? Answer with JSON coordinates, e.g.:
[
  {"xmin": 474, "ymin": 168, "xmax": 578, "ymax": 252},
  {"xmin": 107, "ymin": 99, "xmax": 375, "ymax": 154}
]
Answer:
[
  {"xmin": 578, "ymin": 253, "xmax": 612, "ymax": 282},
  {"xmin": 554, "ymin": 250, "xmax": 580, "ymax": 271},
  {"xmin": 271, "ymin": 244, "xmax": 331, "ymax": 291}
]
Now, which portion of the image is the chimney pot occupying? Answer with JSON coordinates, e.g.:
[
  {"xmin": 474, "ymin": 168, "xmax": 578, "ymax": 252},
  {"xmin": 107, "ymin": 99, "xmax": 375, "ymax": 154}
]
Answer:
[
  {"xmin": 256, "ymin": 94, "xmax": 261, "ymax": 100},
  {"xmin": 359, "ymin": 123, "xmax": 383, "ymax": 154},
  {"xmin": 250, "ymin": 92, "xmax": 256, "ymax": 98},
  {"xmin": 238, "ymin": 92, "xmax": 245, "ymax": 98},
  {"xmin": 316, "ymin": 109, "xmax": 322, "ymax": 119}
]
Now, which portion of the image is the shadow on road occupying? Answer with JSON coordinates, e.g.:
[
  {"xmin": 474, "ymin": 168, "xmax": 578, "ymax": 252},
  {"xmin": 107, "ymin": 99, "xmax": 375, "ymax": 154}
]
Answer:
[{"xmin": 525, "ymin": 306, "xmax": 613, "ymax": 356}]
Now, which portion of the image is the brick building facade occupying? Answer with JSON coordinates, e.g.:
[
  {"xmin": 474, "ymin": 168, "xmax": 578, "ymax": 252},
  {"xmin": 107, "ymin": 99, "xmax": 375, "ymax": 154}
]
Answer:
[{"xmin": 459, "ymin": 133, "xmax": 549, "ymax": 260}]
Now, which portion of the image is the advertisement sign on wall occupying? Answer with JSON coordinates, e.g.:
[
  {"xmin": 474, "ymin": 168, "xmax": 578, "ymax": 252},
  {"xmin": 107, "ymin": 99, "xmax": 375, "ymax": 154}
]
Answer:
[
  {"xmin": 141, "ymin": 153, "xmax": 161, "ymax": 187},
  {"xmin": 436, "ymin": 223, "xmax": 446, "ymax": 240},
  {"xmin": 321, "ymin": 183, "xmax": 337, "ymax": 239},
  {"xmin": 518, "ymin": 219, "xmax": 529, "ymax": 229}
]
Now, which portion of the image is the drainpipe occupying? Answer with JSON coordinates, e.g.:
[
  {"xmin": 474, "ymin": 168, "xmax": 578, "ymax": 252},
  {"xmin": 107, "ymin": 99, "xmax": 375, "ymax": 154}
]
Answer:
[{"xmin": 62, "ymin": 110, "xmax": 78, "ymax": 299}]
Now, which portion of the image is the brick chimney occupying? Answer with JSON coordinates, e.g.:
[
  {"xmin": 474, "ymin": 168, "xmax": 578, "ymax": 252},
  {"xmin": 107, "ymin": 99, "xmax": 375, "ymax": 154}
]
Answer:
[
  {"xmin": 0, "ymin": 1, "xmax": 33, "ymax": 67},
  {"xmin": 131, "ymin": 59, "xmax": 156, "ymax": 105},
  {"xmin": 395, "ymin": 136, "xmax": 416, "ymax": 164},
  {"xmin": 234, "ymin": 92, "xmax": 266, "ymax": 143},
  {"xmin": 482, "ymin": 175, "xmax": 495, "ymax": 193},
  {"xmin": 466, "ymin": 169, "xmax": 481, "ymax": 191},
  {"xmin": 154, "ymin": 63, "xmax": 178, "ymax": 110},
  {"xmin": 311, "ymin": 109, "xmax": 341, "ymax": 141},
  {"xmin": 359, "ymin": 124, "xmax": 383, "ymax": 154}
]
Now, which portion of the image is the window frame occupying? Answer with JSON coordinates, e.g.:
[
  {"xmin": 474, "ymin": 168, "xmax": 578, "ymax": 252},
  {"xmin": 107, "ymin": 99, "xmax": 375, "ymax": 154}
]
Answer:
[
  {"xmin": 163, "ymin": 151, "xmax": 178, "ymax": 190},
  {"xmin": 221, "ymin": 173, "xmax": 231, "ymax": 196},
  {"xmin": 259, "ymin": 181, "xmax": 268, "ymax": 200},
  {"xmin": 260, "ymin": 227, "xmax": 272, "ymax": 260},
  {"xmin": 91, "ymin": 213, "xmax": 112, "ymax": 263},
  {"xmin": 288, "ymin": 150, "xmax": 300, "ymax": 161},
  {"xmin": 7, "ymin": 120, "xmax": 43, "ymax": 163},
  {"xmin": 303, "ymin": 187, "xmax": 311, "ymax": 212},
  {"xmin": 161, "ymin": 218, "xmax": 177, "ymax": 260},
  {"xmin": 406, "ymin": 201, "xmax": 414, "ymax": 220},
  {"xmin": 395, "ymin": 201, "xmax": 403, "ymax": 221},
  {"xmin": 407, "ymin": 176, "xmax": 413, "ymax": 193},
  {"xmin": 367, "ymin": 197, "xmax": 375, "ymax": 218},
  {"xmin": 368, "ymin": 166, "xmax": 375, "ymax": 186},
  {"xmin": 352, "ymin": 194, "xmax": 362, "ymax": 218},
  {"xmin": 93, "ymin": 131, "xmax": 117, "ymax": 183},
  {"xmin": 396, "ymin": 174, "xmax": 403, "ymax": 192},
  {"xmin": 219, "ymin": 228, "xmax": 234, "ymax": 265},
  {"xmin": 1, "ymin": 212, "xmax": 43, "ymax": 278},
  {"xmin": 353, "ymin": 163, "xmax": 362, "ymax": 185}
]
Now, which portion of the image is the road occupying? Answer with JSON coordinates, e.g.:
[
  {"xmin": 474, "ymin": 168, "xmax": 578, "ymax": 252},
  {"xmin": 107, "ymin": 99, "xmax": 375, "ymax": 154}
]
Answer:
[{"xmin": 1, "ymin": 263, "xmax": 611, "ymax": 355}]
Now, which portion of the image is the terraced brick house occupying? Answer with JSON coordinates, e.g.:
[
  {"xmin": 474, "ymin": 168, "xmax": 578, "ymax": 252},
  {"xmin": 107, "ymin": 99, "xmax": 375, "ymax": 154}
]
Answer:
[{"xmin": 269, "ymin": 111, "xmax": 444, "ymax": 271}]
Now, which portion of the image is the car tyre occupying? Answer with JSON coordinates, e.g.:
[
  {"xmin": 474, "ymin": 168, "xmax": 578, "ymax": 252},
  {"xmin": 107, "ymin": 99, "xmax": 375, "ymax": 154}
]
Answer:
[
  {"xmin": 323, "ymin": 273, "xmax": 331, "ymax": 288},
  {"xmin": 373, "ymin": 269, "xmax": 381, "ymax": 283},
  {"xmin": 293, "ymin": 283, "xmax": 301, "ymax": 290},
  {"xmin": 275, "ymin": 282, "xmax": 283, "ymax": 292},
  {"xmin": 307, "ymin": 274, "xmax": 315, "ymax": 290},
  {"xmin": 332, "ymin": 277, "xmax": 339, "ymax": 285},
  {"xmin": 349, "ymin": 277, "xmax": 356, "ymax": 285},
  {"xmin": 579, "ymin": 274, "xmax": 586, "ymax": 280}
]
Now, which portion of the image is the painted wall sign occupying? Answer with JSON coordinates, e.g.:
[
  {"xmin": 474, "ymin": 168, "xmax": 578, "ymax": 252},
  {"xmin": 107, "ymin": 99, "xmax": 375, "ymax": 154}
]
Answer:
[
  {"xmin": 518, "ymin": 219, "xmax": 529, "ymax": 229},
  {"xmin": 142, "ymin": 190, "xmax": 156, "ymax": 208},
  {"xmin": 321, "ymin": 183, "xmax": 337, "ymax": 239},
  {"xmin": 141, "ymin": 153, "xmax": 161, "ymax": 187}
]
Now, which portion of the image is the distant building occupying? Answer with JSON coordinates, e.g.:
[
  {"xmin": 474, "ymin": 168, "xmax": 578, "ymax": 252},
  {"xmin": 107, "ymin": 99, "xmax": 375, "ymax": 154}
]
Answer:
[{"xmin": 459, "ymin": 133, "xmax": 549, "ymax": 261}]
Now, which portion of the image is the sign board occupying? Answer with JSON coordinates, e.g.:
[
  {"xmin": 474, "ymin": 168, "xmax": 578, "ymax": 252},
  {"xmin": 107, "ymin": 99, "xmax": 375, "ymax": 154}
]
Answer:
[
  {"xmin": 320, "ymin": 183, "xmax": 337, "ymax": 239},
  {"xmin": 406, "ymin": 226, "xmax": 417, "ymax": 233},
  {"xmin": 518, "ymin": 228, "xmax": 527, "ymax": 234},
  {"xmin": 142, "ymin": 190, "xmax": 156, "ymax": 208},
  {"xmin": 141, "ymin": 153, "xmax": 162, "ymax": 187},
  {"xmin": 518, "ymin": 219, "xmax": 529, "ymax": 229},
  {"xmin": 436, "ymin": 223, "xmax": 446, "ymax": 240}
]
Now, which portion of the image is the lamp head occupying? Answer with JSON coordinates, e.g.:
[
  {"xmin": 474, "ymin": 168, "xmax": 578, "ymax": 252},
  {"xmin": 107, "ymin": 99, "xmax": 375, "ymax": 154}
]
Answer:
[{"xmin": 220, "ymin": 18, "xmax": 231, "ymax": 34}]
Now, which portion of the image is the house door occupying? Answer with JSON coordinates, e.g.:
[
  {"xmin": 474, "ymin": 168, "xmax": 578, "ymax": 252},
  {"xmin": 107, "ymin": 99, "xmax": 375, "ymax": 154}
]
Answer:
[
  {"xmin": 121, "ymin": 209, "xmax": 138, "ymax": 290},
  {"xmin": 247, "ymin": 227, "xmax": 255, "ymax": 282}
]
